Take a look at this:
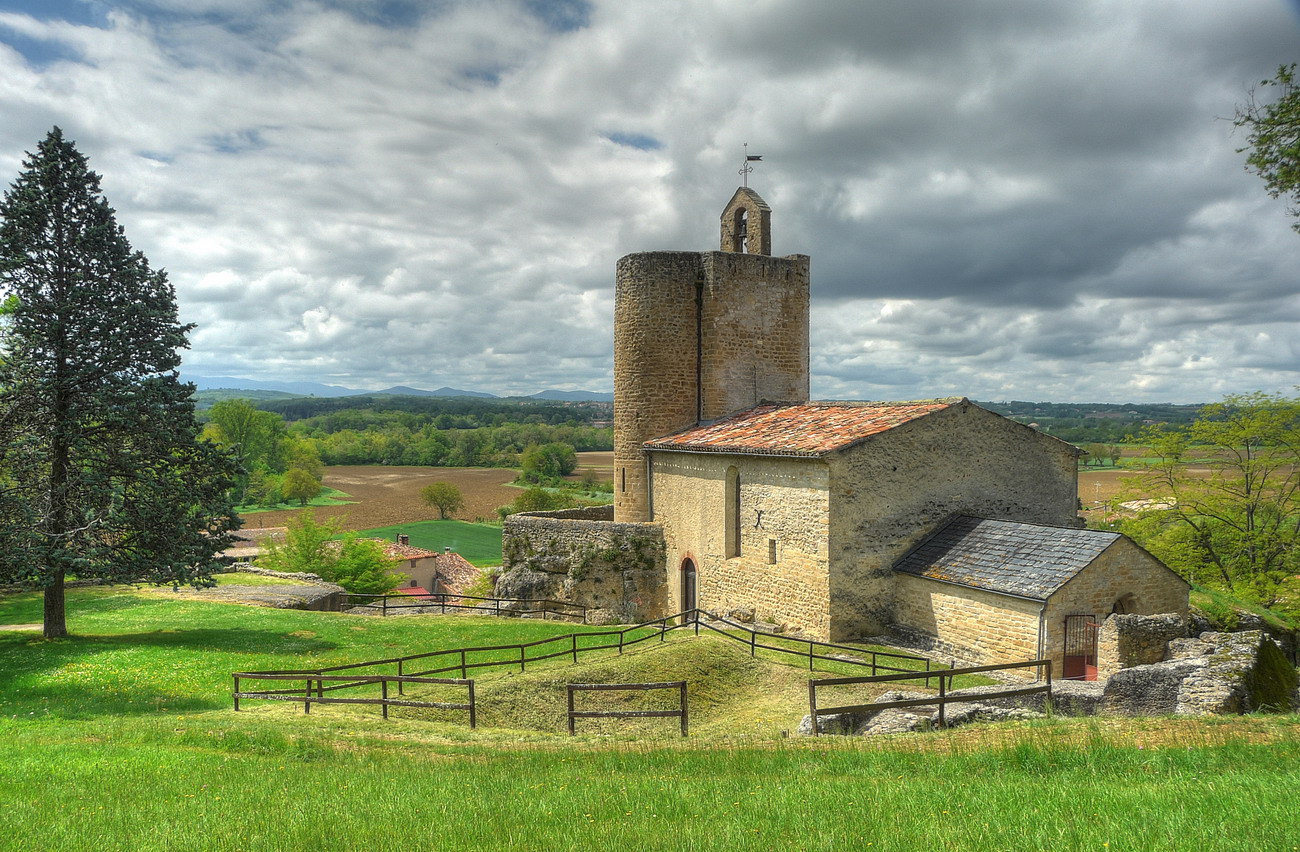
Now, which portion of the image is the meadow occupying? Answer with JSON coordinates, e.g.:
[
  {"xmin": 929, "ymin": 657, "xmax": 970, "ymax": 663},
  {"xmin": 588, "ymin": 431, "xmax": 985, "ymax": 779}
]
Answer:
[
  {"xmin": 349, "ymin": 519, "xmax": 504, "ymax": 566},
  {"xmin": 2, "ymin": 585, "xmax": 1298, "ymax": 851}
]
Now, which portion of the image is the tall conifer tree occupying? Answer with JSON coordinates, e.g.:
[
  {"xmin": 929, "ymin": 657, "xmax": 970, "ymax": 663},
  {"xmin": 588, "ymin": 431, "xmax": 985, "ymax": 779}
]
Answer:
[{"xmin": 0, "ymin": 128, "xmax": 240, "ymax": 638}]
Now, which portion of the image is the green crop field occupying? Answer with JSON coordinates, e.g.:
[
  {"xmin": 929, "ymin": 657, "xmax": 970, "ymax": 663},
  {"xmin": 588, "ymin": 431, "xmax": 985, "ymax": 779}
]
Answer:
[
  {"xmin": 2, "ymin": 585, "xmax": 1298, "ymax": 852},
  {"xmin": 349, "ymin": 519, "xmax": 503, "ymax": 566}
]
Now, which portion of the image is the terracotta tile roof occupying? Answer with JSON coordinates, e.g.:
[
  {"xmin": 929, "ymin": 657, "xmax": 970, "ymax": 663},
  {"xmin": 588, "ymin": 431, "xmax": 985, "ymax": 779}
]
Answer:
[
  {"xmin": 643, "ymin": 399, "xmax": 963, "ymax": 456},
  {"xmin": 892, "ymin": 516, "xmax": 1121, "ymax": 601},
  {"xmin": 363, "ymin": 540, "xmax": 439, "ymax": 560}
]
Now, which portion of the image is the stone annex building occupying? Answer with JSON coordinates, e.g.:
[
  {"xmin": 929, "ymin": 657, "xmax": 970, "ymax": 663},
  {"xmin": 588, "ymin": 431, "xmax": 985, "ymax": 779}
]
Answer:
[{"xmin": 500, "ymin": 187, "xmax": 1189, "ymax": 679}]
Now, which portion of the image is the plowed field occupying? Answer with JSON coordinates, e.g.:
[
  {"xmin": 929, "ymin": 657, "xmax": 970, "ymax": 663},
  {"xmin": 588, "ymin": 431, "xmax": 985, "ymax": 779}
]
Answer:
[{"xmin": 244, "ymin": 465, "xmax": 521, "ymax": 531}]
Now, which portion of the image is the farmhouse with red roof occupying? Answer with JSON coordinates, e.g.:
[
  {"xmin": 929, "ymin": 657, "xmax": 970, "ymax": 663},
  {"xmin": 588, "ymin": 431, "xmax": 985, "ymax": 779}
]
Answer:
[{"xmin": 500, "ymin": 189, "xmax": 1187, "ymax": 679}]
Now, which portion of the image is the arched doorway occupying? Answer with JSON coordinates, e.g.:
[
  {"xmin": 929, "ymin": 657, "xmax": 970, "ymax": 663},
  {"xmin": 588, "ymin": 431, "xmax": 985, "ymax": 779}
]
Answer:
[{"xmin": 680, "ymin": 558, "xmax": 697, "ymax": 621}]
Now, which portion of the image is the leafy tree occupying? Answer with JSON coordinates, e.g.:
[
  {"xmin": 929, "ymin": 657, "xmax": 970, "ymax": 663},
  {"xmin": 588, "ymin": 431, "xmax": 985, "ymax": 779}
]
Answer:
[
  {"xmin": 206, "ymin": 399, "xmax": 288, "ymax": 474},
  {"xmin": 260, "ymin": 512, "xmax": 402, "ymax": 594},
  {"xmin": 420, "ymin": 481, "xmax": 464, "ymax": 519},
  {"xmin": 282, "ymin": 467, "xmax": 322, "ymax": 506},
  {"xmin": 0, "ymin": 128, "xmax": 240, "ymax": 637},
  {"xmin": 285, "ymin": 435, "xmax": 324, "ymax": 480},
  {"xmin": 1235, "ymin": 64, "xmax": 1300, "ymax": 231},
  {"xmin": 328, "ymin": 534, "xmax": 405, "ymax": 595},
  {"xmin": 519, "ymin": 442, "xmax": 578, "ymax": 483},
  {"xmin": 260, "ymin": 511, "xmax": 340, "ymax": 575},
  {"xmin": 497, "ymin": 486, "xmax": 576, "ymax": 519},
  {"xmin": 1120, "ymin": 392, "xmax": 1300, "ymax": 608}
]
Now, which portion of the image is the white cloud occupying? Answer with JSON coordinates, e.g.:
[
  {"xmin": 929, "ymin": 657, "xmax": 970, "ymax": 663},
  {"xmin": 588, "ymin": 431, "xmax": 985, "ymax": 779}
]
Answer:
[{"xmin": 1, "ymin": 0, "xmax": 1298, "ymax": 401}]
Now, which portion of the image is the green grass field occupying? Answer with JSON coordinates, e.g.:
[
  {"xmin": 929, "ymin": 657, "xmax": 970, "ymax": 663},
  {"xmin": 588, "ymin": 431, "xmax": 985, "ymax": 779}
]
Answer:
[
  {"xmin": 236, "ymin": 486, "xmax": 356, "ymax": 515},
  {"xmin": 2, "ymin": 585, "xmax": 1298, "ymax": 851},
  {"xmin": 349, "ymin": 519, "xmax": 503, "ymax": 566}
]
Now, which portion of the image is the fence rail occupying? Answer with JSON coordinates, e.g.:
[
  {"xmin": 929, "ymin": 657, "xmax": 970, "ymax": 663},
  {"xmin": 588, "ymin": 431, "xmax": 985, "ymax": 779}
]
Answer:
[
  {"xmin": 567, "ymin": 681, "xmax": 688, "ymax": 737},
  {"xmin": 231, "ymin": 608, "xmax": 946, "ymax": 729},
  {"xmin": 343, "ymin": 592, "xmax": 588, "ymax": 622},
  {"xmin": 232, "ymin": 672, "xmax": 476, "ymax": 726},
  {"xmin": 807, "ymin": 658, "xmax": 1052, "ymax": 734}
]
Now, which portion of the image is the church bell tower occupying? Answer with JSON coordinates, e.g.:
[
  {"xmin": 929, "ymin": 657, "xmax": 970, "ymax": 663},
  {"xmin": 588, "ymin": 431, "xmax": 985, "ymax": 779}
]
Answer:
[{"xmin": 611, "ymin": 188, "xmax": 811, "ymax": 522}]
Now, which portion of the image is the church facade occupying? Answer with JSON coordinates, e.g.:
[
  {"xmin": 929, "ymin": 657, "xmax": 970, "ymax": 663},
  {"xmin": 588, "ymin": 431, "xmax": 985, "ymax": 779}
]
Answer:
[{"xmin": 500, "ymin": 188, "xmax": 1188, "ymax": 677}]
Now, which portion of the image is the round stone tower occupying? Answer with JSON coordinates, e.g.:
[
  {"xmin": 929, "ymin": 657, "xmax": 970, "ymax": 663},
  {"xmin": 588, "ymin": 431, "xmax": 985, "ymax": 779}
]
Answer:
[{"xmin": 612, "ymin": 188, "xmax": 811, "ymax": 522}]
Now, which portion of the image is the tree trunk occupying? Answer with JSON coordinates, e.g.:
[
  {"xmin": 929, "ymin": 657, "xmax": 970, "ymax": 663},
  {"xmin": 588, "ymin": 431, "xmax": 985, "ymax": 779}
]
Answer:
[{"xmin": 43, "ymin": 570, "xmax": 68, "ymax": 638}]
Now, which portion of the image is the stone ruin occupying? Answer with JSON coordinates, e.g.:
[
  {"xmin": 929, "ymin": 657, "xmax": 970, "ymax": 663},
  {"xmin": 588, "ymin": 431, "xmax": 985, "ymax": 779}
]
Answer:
[{"xmin": 801, "ymin": 613, "xmax": 1299, "ymax": 736}]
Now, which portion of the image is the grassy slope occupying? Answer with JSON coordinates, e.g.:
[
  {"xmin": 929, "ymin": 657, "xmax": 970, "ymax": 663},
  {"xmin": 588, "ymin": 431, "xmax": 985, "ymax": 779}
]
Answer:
[
  {"xmin": 349, "ymin": 518, "xmax": 503, "ymax": 566},
  {"xmin": 2, "ymin": 587, "xmax": 1298, "ymax": 851}
]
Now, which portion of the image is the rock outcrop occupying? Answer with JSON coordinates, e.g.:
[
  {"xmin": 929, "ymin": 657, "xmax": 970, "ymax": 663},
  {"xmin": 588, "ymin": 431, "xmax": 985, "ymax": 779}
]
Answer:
[{"xmin": 1103, "ymin": 630, "xmax": 1298, "ymax": 715}]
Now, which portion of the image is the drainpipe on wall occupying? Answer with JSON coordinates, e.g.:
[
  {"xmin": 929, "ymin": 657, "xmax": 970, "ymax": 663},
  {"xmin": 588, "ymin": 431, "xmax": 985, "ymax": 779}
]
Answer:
[{"xmin": 1036, "ymin": 602, "xmax": 1048, "ymax": 682}]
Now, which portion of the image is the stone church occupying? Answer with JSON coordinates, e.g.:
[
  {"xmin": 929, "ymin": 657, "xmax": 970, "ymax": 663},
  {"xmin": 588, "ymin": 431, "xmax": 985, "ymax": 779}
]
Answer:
[{"xmin": 500, "ymin": 187, "xmax": 1188, "ymax": 679}]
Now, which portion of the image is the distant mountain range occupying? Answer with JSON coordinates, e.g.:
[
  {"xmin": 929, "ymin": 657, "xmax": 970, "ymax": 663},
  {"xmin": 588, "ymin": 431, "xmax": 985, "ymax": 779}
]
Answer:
[{"xmin": 184, "ymin": 375, "xmax": 613, "ymax": 402}]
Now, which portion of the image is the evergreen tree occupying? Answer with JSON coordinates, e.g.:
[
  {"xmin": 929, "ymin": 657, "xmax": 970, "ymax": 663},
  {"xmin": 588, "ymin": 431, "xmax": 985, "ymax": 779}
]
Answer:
[{"xmin": 0, "ymin": 128, "xmax": 241, "ymax": 638}]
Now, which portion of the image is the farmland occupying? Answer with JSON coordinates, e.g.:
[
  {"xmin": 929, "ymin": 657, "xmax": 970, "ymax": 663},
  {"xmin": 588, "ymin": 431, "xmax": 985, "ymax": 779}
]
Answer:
[{"xmin": 246, "ymin": 465, "xmax": 521, "ymax": 530}]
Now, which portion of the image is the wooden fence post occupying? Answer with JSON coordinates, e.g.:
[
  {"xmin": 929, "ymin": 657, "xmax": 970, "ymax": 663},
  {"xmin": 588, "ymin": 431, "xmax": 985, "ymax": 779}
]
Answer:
[
  {"xmin": 680, "ymin": 681, "xmax": 689, "ymax": 737},
  {"xmin": 304, "ymin": 678, "xmax": 312, "ymax": 714},
  {"xmin": 381, "ymin": 679, "xmax": 389, "ymax": 719},
  {"xmin": 519, "ymin": 644, "xmax": 526, "ymax": 673},
  {"xmin": 567, "ymin": 686, "xmax": 576, "ymax": 736},
  {"xmin": 808, "ymin": 680, "xmax": 818, "ymax": 737},
  {"xmin": 468, "ymin": 680, "xmax": 477, "ymax": 729},
  {"xmin": 571, "ymin": 634, "xmax": 578, "ymax": 664},
  {"xmin": 397, "ymin": 659, "xmax": 404, "ymax": 696},
  {"xmin": 937, "ymin": 674, "xmax": 947, "ymax": 729},
  {"xmin": 232, "ymin": 675, "xmax": 240, "ymax": 711},
  {"xmin": 460, "ymin": 649, "xmax": 467, "ymax": 679}
]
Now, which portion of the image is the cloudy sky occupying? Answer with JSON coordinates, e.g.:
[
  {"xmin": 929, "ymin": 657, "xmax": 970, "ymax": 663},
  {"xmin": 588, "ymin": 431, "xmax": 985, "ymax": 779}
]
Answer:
[{"xmin": 1, "ymin": 0, "xmax": 1299, "ymax": 402}]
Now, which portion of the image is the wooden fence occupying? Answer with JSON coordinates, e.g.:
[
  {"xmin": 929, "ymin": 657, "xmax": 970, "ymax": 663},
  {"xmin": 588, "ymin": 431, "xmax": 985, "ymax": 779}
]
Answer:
[
  {"xmin": 807, "ymin": 659, "xmax": 1053, "ymax": 734},
  {"xmin": 231, "ymin": 672, "xmax": 476, "ymax": 726},
  {"xmin": 344, "ymin": 592, "xmax": 588, "ymax": 622},
  {"xmin": 567, "ymin": 681, "xmax": 688, "ymax": 737},
  {"xmin": 231, "ymin": 608, "xmax": 943, "ymax": 729}
]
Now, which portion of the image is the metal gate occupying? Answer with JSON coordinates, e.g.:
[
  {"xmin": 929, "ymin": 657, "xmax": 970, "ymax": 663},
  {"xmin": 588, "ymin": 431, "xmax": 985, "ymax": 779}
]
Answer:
[{"xmin": 1063, "ymin": 614, "xmax": 1099, "ymax": 680}]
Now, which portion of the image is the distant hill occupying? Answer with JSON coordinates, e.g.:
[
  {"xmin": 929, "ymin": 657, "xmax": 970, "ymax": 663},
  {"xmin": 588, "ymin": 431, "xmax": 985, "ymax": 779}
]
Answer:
[
  {"xmin": 192, "ymin": 388, "xmax": 303, "ymax": 409},
  {"xmin": 372, "ymin": 385, "xmax": 498, "ymax": 398},
  {"xmin": 528, "ymin": 389, "xmax": 615, "ymax": 402},
  {"xmin": 182, "ymin": 374, "xmax": 612, "ymax": 401},
  {"xmin": 185, "ymin": 375, "xmax": 363, "ymax": 397}
]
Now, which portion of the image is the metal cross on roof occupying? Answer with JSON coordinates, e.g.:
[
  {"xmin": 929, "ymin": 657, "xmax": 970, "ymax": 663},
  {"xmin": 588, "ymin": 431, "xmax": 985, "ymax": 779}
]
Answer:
[{"xmin": 739, "ymin": 143, "xmax": 762, "ymax": 187}]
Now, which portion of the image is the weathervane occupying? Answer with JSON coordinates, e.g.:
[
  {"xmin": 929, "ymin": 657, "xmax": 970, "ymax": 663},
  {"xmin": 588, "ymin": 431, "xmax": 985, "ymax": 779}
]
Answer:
[{"xmin": 739, "ymin": 143, "xmax": 762, "ymax": 187}]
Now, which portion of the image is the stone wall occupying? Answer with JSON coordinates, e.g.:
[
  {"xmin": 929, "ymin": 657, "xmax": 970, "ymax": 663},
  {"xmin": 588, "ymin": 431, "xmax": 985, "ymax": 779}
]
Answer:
[
  {"xmin": 1102, "ymin": 630, "xmax": 1299, "ymax": 715},
  {"xmin": 612, "ymin": 248, "xmax": 810, "ymax": 523},
  {"xmin": 649, "ymin": 451, "xmax": 832, "ymax": 636},
  {"xmin": 892, "ymin": 574, "xmax": 1042, "ymax": 667},
  {"xmin": 613, "ymin": 251, "xmax": 704, "ymax": 523},
  {"xmin": 1096, "ymin": 612, "xmax": 1190, "ymax": 678},
  {"xmin": 697, "ymin": 251, "xmax": 810, "ymax": 421},
  {"xmin": 828, "ymin": 401, "xmax": 1081, "ymax": 639},
  {"xmin": 498, "ymin": 509, "xmax": 667, "ymax": 623},
  {"xmin": 1044, "ymin": 538, "xmax": 1190, "ymax": 677}
]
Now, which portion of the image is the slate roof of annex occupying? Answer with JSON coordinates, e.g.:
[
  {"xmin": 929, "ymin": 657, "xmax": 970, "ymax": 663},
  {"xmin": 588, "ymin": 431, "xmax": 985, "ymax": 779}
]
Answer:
[
  {"xmin": 892, "ymin": 515, "xmax": 1122, "ymax": 601},
  {"xmin": 642, "ymin": 399, "xmax": 963, "ymax": 457}
]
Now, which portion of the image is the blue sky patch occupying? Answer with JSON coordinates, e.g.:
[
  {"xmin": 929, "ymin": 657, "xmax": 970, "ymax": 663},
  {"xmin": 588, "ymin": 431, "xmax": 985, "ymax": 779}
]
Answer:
[
  {"xmin": 0, "ymin": 0, "xmax": 109, "ymax": 68},
  {"xmin": 204, "ymin": 129, "xmax": 267, "ymax": 155},
  {"xmin": 524, "ymin": 0, "xmax": 590, "ymax": 33},
  {"xmin": 605, "ymin": 132, "xmax": 663, "ymax": 151}
]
